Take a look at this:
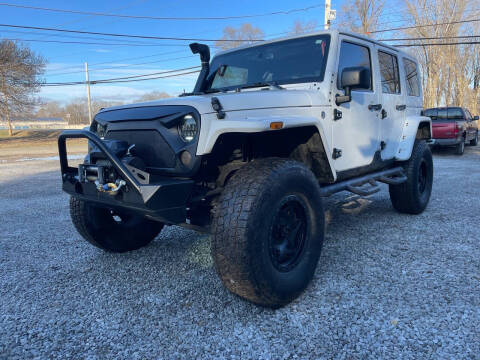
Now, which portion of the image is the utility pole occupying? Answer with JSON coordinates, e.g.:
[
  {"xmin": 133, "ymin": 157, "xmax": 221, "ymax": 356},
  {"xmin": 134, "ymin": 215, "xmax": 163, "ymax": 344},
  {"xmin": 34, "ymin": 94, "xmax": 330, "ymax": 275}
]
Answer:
[
  {"xmin": 324, "ymin": 0, "xmax": 331, "ymax": 30},
  {"xmin": 324, "ymin": 0, "xmax": 336, "ymax": 30},
  {"xmin": 85, "ymin": 62, "xmax": 93, "ymax": 123}
]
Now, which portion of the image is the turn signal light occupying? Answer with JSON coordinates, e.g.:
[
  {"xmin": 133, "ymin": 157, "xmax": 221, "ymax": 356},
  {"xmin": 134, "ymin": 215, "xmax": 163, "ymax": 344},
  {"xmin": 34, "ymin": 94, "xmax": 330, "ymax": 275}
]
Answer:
[{"xmin": 270, "ymin": 122, "xmax": 284, "ymax": 130}]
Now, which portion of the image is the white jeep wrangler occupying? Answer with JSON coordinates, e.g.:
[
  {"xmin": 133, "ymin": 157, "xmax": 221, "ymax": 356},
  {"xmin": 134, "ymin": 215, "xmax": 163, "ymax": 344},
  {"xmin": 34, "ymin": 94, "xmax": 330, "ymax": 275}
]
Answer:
[{"xmin": 59, "ymin": 30, "xmax": 433, "ymax": 308}]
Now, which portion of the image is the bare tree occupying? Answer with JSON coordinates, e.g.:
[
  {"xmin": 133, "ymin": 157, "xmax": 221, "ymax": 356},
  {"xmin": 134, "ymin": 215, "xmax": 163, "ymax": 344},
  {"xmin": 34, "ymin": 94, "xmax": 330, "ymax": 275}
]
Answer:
[
  {"xmin": 136, "ymin": 91, "xmax": 170, "ymax": 102},
  {"xmin": 403, "ymin": 0, "xmax": 477, "ymax": 111},
  {"xmin": 36, "ymin": 100, "xmax": 64, "ymax": 119},
  {"xmin": 64, "ymin": 99, "xmax": 89, "ymax": 125},
  {"xmin": 290, "ymin": 20, "xmax": 319, "ymax": 35},
  {"xmin": 215, "ymin": 23, "xmax": 264, "ymax": 50},
  {"xmin": 0, "ymin": 40, "xmax": 45, "ymax": 136},
  {"xmin": 338, "ymin": 0, "xmax": 385, "ymax": 35}
]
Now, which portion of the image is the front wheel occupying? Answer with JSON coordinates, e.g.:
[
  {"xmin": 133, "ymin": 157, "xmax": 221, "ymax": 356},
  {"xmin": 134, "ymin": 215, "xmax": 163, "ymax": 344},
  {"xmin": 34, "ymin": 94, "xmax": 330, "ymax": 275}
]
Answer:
[
  {"xmin": 69, "ymin": 197, "xmax": 164, "ymax": 252},
  {"xmin": 470, "ymin": 132, "xmax": 478, "ymax": 146},
  {"xmin": 211, "ymin": 159, "xmax": 325, "ymax": 308},
  {"xmin": 389, "ymin": 140, "xmax": 433, "ymax": 215}
]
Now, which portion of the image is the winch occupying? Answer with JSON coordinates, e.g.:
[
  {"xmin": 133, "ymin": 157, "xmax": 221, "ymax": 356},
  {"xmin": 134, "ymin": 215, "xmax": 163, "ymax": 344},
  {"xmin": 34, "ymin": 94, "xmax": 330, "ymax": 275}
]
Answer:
[{"xmin": 78, "ymin": 139, "xmax": 149, "ymax": 195}]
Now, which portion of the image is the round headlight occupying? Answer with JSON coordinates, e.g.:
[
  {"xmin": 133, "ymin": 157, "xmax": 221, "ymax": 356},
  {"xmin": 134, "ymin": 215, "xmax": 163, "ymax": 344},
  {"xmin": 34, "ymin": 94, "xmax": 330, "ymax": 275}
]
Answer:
[
  {"xmin": 95, "ymin": 123, "xmax": 107, "ymax": 138},
  {"xmin": 178, "ymin": 114, "xmax": 198, "ymax": 142}
]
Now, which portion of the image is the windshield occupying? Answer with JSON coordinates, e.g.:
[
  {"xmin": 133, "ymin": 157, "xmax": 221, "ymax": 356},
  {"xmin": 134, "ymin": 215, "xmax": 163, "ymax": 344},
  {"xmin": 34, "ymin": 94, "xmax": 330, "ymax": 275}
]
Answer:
[{"xmin": 204, "ymin": 35, "xmax": 331, "ymax": 92}]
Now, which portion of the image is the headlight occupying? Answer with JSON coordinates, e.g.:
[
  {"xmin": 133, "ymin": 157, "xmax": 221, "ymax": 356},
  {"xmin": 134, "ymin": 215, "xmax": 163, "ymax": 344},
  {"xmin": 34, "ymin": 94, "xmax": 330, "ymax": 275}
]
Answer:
[
  {"xmin": 95, "ymin": 122, "xmax": 107, "ymax": 138},
  {"xmin": 178, "ymin": 114, "xmax": 198, "ymax": 142}
]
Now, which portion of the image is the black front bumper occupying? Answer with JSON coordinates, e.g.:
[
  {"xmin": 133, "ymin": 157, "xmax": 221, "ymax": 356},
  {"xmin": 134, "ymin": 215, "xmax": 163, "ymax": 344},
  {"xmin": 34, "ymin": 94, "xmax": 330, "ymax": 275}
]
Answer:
[{"xmin": 58, "ymin": 130, "xmax": 194, "ymax": 224}]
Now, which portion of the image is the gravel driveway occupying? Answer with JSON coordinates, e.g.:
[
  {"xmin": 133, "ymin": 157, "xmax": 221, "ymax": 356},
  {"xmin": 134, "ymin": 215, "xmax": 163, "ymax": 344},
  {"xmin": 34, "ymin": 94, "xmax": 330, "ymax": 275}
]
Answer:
[{"xmin": 1, "ymin": 146, "xmax": 479, "ymax": 359}]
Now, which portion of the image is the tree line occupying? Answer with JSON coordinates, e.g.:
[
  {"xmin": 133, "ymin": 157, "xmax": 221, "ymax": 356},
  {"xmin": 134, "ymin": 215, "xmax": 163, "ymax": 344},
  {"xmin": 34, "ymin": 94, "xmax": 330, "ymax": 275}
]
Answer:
[
  {"xmin": 35, "ymin": 91, "xmax": 170, "ymax": 125},
  {"xmin": 339, "ymin": 0, "xmax": 479, "ymax": 113}
]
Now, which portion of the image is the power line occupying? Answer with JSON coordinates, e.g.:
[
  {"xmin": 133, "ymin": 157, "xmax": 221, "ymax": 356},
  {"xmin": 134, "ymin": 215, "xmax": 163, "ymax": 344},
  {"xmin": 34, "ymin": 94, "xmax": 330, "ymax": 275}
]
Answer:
[
  {"xmin": 395, "ymin": 41, "xmax": 480, "ymax": 47},
  {"xmin": 48, "ymin": 55, "xmax": 195, "ymax": 76},
  {"xmin": 372, "ymin": 17, "xmax": 480, "ymax": 34},
  {"xmin": 0, "ymin": 29, "xmax": 194, "ymax": 45},
  {"xmin": 93, "ymin": 66, "xmax": 200, "ymax": 82},
  {"xmin": 92, "ymin": 70, "xmax": 201, "ymax": 84},
  {"xmin": 42, "ymin": 69, "xmax": 200, "ymax": 86},
  {"xmin": 0, "ymin": 23, "xmax": 264, "ymax": 42},
  {"xmin": 383, "ymin": 35, "xmax": 480, "ymax": 41},
  {"xmin": 43, "ymin": 66, "xmax": 200, "ymax": 85},
  {"xmin": 0, "ymin": 37, "xmax": 191, "ymax": 47},
  {"xmin": 48, "ymin": 50, "xmax": 186, "ymax": 73},
  {"xmin": 0, "ymin": 3, "xmax": 322, "ymax": 21}
]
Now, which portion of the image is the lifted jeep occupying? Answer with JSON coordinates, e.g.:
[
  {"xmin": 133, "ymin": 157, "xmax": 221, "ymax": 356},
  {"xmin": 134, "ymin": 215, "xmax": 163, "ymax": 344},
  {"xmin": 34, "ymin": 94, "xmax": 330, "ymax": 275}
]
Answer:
[{"xmin": 59, "ymin": 30, "xmax": 433, "ymax": 308}]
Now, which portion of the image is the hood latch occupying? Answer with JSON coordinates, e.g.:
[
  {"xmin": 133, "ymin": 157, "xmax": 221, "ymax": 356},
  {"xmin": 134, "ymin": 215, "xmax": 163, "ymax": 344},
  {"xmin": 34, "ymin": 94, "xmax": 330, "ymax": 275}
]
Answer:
[{"xmin": 211, "ymin": 97, "xmax": 226, "ymax": 119}]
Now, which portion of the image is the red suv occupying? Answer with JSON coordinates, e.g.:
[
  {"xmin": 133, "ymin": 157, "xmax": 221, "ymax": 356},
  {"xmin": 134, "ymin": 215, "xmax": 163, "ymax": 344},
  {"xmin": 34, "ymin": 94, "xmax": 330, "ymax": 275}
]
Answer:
[{"xmin": 424, "ymin": 107, "xmax": 479, "ymax": 155}]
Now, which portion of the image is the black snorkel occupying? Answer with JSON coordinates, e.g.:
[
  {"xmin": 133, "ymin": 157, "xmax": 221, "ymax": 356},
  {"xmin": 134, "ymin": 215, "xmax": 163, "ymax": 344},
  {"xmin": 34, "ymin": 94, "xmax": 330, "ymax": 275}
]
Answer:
[{"xmin": 189, "ymin": 43, "xmax": 210, "ymax": 94}]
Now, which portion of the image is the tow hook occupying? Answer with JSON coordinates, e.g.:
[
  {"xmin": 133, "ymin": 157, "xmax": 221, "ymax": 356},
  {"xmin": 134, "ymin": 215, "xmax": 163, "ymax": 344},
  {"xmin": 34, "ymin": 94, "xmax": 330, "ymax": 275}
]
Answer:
[{"xmin": 95, "ymin": 179, "xmax": 126, "ymax": 195}]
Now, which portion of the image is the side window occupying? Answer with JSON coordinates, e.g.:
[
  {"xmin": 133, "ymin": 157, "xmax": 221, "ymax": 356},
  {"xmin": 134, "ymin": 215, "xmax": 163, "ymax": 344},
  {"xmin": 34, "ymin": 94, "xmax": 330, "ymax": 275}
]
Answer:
[
  {"xmin": 437, "ymin": 108, "xmax": 448, "ymax": 120},
  {"xmin": 378, "ymin": 51, "xmax": 401, "ymax": 94},
  {"xmin": 447, "ymin": 108, "xmax": 464, "ymax": 120},
  {"xmin": 424, "ymin": 108, "xmax": 437, "ymax": 120},
  {"xmin": 403, "ymin": 58, "xmax": 420, "ymax": 97},
  {"xmin": 337, "ymin": 41, "xmax": 372, "ymax": 90}
]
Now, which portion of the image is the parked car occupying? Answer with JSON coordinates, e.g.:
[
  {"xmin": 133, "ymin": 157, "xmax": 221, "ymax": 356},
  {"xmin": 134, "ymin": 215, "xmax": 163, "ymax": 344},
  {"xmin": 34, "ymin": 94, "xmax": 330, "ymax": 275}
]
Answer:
[
  {"xmin": 423, "ymin": 107, "xmax": 478, "ymax": 155},
  {"xmin": 58, "ymin": 30, "xmax": 433, "ymax": 308}
]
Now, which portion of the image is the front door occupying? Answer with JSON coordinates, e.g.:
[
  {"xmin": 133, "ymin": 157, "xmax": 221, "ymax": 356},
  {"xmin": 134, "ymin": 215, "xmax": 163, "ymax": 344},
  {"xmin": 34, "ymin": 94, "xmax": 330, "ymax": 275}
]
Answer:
[
  {"xmin": 374, "ymin": 47, "xmax": 406, "ymax": 160},
  {"xmin": 332, "ymin": 37, "xmax": 381, "ymax": 172}
]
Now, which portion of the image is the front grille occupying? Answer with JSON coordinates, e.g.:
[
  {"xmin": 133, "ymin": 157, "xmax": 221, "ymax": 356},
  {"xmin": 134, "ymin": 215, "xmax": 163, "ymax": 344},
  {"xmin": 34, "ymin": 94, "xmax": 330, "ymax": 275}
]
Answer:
[{"xmin": 105, "ymin": 130, "xmax": 176, "ymax": 168}]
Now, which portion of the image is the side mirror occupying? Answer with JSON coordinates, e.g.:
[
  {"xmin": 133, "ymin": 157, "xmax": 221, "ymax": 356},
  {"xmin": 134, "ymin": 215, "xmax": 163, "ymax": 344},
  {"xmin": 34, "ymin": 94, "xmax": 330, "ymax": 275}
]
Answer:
[
  {"xmin": 336, "ymin": 66, "xmax": 371, "ymax": 105},
  {"xmin": 474, "ymin": 115, "xmax": 479, "ymax": 121}
]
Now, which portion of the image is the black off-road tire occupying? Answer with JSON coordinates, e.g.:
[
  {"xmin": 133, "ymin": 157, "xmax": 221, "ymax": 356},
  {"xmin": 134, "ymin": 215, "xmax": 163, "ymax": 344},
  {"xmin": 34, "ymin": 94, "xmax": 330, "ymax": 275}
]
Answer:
[
  {"xmin": 470, "ymin": 131, "xmax": 478, "ymax": 146},
  {"xmin": 211, "ymin": 158, "xmax": 325, "ymax": 308},
  {"xmin": 389, "ymin": 140, "xmax": 433, "ymax": 215},
  {"xmin": 69, "ymin": 197, "xmax": 163, "ymax": 253},
  {"xmin": 455, "ymin": 138, "xmax": 465, "ymax": 155}
]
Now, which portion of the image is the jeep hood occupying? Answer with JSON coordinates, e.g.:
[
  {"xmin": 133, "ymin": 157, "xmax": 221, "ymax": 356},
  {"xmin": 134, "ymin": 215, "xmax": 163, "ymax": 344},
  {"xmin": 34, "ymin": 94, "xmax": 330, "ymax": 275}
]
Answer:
[{"xmin": 100, "ymin": 89, "xmax": 318, "ymax": 117}]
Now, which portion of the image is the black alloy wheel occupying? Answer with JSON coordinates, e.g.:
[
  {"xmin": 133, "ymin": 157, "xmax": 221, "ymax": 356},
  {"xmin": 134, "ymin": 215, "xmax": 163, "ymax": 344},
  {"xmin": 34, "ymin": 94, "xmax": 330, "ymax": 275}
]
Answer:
[{"xmin": 269, "ymin": 196, "xmax": 308, "ymax": 273}]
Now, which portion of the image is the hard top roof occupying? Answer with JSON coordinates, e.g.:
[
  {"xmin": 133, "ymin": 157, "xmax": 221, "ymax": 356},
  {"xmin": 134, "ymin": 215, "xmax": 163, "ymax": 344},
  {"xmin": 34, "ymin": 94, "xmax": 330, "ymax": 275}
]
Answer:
[{"xmin": 213, "ymin": 29, "xmax": 411, "ymax": 59}]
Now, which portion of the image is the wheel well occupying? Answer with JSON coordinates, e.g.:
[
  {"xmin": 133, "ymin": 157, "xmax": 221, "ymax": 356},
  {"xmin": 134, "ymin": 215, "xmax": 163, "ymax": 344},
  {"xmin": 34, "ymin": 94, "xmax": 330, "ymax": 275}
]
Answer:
[
  {"xmin": 199, "ymin": 126, "xmax": 333, "ymax": 185},
  {"xmin": 416, "ymin": 121, "xmax": 431, "ymax": 140}
]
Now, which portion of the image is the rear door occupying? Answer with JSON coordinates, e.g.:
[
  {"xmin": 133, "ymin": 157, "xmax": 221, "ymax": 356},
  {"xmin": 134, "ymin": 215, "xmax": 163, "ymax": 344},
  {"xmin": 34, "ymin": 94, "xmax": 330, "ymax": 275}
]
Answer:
[
  {"xmin": 432, "ymin": 108, "xmax": 456, "ymax": 139},
  {"xmin": 448, "ymin": 107, "xmax": 466, "ymax": 139},
  {"xmin": 374, "ymin": 47, "xmax": 405, "ymax": 160}
]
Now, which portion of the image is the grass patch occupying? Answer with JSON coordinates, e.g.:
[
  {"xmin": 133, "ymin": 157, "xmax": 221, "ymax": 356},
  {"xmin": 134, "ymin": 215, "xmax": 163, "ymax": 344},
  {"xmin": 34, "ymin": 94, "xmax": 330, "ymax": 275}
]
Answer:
[{"xmin": 0, "ymin": 129, "xmax": 61, "ymax": 141}]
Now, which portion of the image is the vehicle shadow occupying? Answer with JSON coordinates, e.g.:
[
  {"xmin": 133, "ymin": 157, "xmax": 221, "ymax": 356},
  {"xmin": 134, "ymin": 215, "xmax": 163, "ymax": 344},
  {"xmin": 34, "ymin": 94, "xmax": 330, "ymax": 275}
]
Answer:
[{"xmin": 430, "ymin": 144, "xmax": 480, "ymax": 158}]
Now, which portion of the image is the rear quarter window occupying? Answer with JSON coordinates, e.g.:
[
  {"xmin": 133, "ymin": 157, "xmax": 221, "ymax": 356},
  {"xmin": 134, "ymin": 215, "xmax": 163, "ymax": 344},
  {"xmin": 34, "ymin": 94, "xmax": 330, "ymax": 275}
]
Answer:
[
  {"xmin": 403, "ymin": 58, "xmax": 420, "ymax": 97},
  {"xmin": 447, "ymin": 108, "xmax": 464, "ymax": 119}
]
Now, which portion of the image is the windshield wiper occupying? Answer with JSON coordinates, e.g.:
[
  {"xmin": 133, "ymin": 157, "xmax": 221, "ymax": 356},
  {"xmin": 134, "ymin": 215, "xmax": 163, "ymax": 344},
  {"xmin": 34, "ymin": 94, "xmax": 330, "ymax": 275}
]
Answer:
[{"xmin": 237, "ymin": 81, "xmax": 285, "ymax": 91}]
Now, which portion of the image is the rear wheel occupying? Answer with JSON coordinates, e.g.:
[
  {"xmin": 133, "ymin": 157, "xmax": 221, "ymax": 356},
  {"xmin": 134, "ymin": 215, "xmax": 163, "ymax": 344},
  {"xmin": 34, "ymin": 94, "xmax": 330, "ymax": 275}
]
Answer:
[
  {"xmin": 389, "ymin": 140, "xmax": 433, "ymax": 215},
  {"xmin": 470, "ymin": 131, "xmax": 478, "ymax": 146},
  {"xmin": 69, "ymin": 197, "xmax": 163, "ymax": 252},
  {"xmin": 455, "ymin": 138, "xmax": 465, "ymax": 155},
  {"xmin": 211, "ymin": 158, "xmax": 324, "ymax": 308}
]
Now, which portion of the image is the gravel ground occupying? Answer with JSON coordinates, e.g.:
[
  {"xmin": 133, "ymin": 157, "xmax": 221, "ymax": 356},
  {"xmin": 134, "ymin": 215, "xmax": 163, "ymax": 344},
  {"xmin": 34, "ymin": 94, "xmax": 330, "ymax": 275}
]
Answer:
[{"xmin": 1, "ymin": 146, "xmax": 479, "ymax": 359}]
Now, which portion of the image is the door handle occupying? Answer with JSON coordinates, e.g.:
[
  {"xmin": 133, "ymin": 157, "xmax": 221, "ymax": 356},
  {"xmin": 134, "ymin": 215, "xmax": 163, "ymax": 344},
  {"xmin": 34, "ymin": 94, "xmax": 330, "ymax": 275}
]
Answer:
[
  {"xmin": 368, "ymin": 104, "xmax": 382, "ymax": 111},
  {"xmin": 396, "ymin": 104, "xmax": 406, "ymax": 111},
  {"xmin": 381, "ymin": 109, "xmax": 388, "ymax": 119}
]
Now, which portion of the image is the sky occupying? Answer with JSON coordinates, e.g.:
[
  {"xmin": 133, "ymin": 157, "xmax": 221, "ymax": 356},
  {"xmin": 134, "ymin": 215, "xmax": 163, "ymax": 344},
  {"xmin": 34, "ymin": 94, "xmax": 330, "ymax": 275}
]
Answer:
[
  {"xmin": 0, "ymin": 0, "xmax": 423, "ymax": 105},
  {"xmin": 1, "ymin": 0, "xmax": 344, "ymax": 104}
]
